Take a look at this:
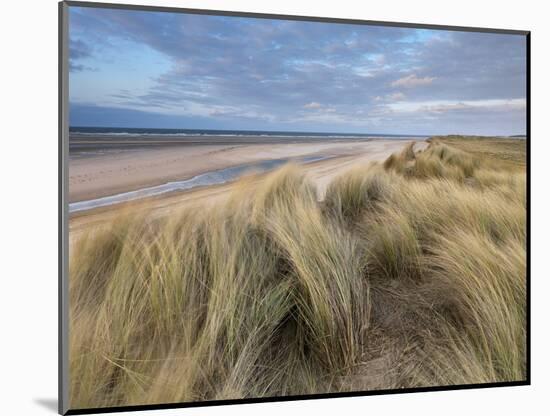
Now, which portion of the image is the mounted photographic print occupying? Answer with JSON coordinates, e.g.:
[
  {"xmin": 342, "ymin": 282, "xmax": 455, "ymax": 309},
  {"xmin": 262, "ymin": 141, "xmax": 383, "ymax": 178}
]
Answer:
[{"xmin": 59, "ymin": 1, "xmax": 530, "ymax": 414}]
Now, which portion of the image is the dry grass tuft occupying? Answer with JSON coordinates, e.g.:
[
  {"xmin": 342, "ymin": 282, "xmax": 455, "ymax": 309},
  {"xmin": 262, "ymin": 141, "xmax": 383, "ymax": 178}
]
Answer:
[{"xmin": 69, "ymin": 137, "xmax": 526, "ymax": 409}]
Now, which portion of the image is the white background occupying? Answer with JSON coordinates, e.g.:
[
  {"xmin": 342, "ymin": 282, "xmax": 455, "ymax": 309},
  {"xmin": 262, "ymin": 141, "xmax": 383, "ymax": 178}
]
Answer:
[{"xmin": 1, "ymin": 0, "xmax": 547, "ymax": 414}]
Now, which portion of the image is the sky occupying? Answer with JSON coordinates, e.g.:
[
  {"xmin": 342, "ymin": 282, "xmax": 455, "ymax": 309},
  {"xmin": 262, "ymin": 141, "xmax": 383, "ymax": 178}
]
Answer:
[{"xmin": 68, "ymin": 6, "xmax": 527, "ymax": 135}]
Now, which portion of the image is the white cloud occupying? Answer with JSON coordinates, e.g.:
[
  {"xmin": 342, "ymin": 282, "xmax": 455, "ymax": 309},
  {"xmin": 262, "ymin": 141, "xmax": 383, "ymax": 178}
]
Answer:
[
  {"xmin": 391, "ymin": 74, "xmax": 436, "ymax": 88},
  {"xmin": 388, "ymin": 98, "xmax": 526, "ymax": 114},
  {"xmin": 387, "ymin": 92, "xmax": 406, "ymax": 101},
  {"xmin": 304, "ymin": 101, "xmax": 323, "ymax": 109},
  {"xmin": 373, "ymin": 92, "xmax": 406, "ymax": 103}
]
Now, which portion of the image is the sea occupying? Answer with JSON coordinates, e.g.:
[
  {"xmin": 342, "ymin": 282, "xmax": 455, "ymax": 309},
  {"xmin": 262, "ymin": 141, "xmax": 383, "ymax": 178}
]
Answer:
[
  {"xmin": 68, "ymin": 127, "xmax": 428, "ymax": 212},
  {"xmin": 69, "ymin": 126, "xmax": 426, "ymax": 140}
]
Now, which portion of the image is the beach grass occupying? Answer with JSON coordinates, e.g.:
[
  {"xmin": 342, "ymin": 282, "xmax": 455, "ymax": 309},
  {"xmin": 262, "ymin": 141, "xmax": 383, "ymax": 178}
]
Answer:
[{"xmin": 69, "ymin": 136, "xmax": 526, "ymax": 408}]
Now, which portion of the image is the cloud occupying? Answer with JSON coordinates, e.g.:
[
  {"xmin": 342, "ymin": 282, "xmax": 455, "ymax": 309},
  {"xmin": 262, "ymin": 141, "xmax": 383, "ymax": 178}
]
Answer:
[
  {"xmin": 391, "ymin": 74, "xmax": 436, "ymax": 88},
  {"xmin": 69, "ymin": 38, "xmax": 94, "ymax": 72},
  {"xmin": 69, "ymin": 39, "xmax": 91, "ymax": 60},
  {"xmin": 373, "ymin": 92, "xmax": 406, "ymax": 102},
  {"xmin": 69, "ymin": 63, "xmax": 87, "ymax": 72},
  {"xmin": 388, "ymin": 98, "xmax": 526, "ymax": 114},
  {"xmin": 304, "ymin": 102, "xmax": 323, "ymax": 109},
  {"xmin": 68, "ymin": 6, "xmax": 527, "ymax": 135},
  {"xmin": 387, "ymin": 92, "xmax": 406, "ymax": 101}
]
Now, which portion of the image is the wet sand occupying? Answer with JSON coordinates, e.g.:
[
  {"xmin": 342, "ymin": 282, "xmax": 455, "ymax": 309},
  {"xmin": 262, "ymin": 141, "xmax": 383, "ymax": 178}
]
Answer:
[
  {"xmin": 69, "ymin": 139, "xmax": 422, "ymax": 202},
  {"xmin": 69, "ymin": 139, "xmax": 427, "ymax": 241}
]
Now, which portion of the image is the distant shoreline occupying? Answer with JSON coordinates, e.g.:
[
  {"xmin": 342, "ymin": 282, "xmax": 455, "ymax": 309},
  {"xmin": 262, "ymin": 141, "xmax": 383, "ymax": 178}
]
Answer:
[
  {"xmin": 69, "ymin": 126, "xmax": 427, "ymax": 138},
  {"xmin": 68, "ymin": 129, "xmax": 524, "ymax": 155},
  {"xmin": 68, "ymin": 138, "xmax": 425, "ymax": 209},
  {"xmin": 69, "ymin": 133, "xmax": 427, "ymax": 154}
]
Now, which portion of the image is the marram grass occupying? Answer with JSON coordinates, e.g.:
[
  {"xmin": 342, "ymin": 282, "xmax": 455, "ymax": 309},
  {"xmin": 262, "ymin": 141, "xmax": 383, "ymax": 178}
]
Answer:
[{"xmin": 69, "ymin": 139, "xmax": 526, "ymax": 408}]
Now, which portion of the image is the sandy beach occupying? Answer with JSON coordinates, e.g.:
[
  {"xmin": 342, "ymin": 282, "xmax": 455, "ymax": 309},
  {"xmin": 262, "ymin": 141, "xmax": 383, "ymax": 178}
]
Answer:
[
  {"xmin": 69, "ymin": 138, "xmax": 427, "ymax": 239},
  {"xmin": 69, "ymin": 138, "xmax": 424, "ymax": 202}
]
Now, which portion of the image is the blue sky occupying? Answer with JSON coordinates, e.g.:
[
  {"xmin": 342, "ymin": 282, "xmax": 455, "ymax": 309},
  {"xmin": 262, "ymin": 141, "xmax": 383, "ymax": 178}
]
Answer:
[{"xmin": 69, "ymin": 6, "xmax": 527, "ymax": 135}]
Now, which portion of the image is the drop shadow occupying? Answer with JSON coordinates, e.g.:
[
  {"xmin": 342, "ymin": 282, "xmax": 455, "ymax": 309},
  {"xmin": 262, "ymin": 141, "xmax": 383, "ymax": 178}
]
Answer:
[{"xmin": 34, "ymin": 398, "xmax": 58, "ymax": 413}]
